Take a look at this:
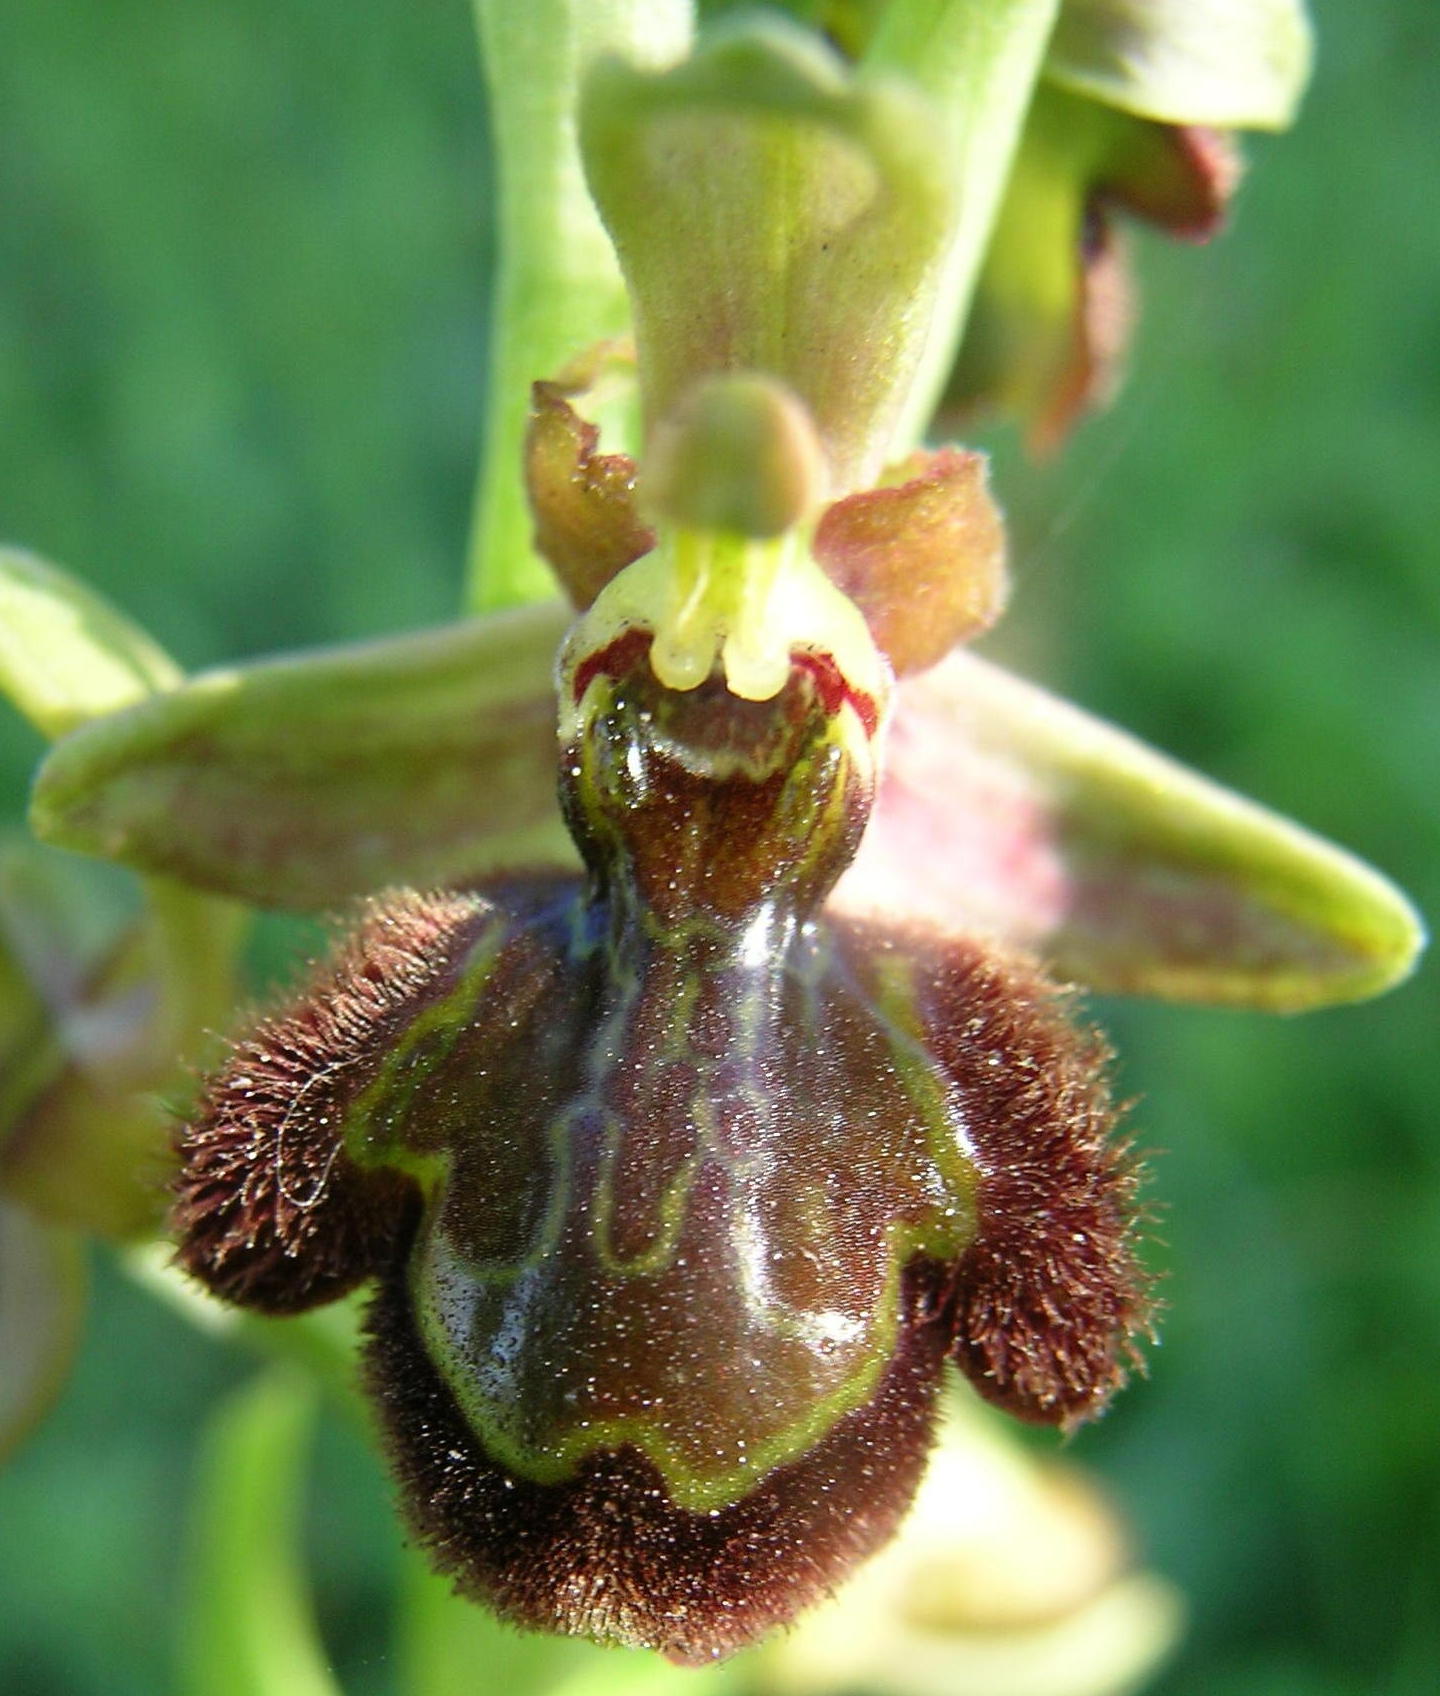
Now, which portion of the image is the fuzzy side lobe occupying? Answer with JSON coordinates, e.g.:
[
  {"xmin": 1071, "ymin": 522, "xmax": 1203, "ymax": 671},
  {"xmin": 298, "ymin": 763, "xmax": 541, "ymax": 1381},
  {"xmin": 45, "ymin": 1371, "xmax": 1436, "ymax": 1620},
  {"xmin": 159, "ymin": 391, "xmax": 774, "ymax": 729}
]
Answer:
[
  {"xmin": 364, "ymin": 1249, "xmax": 951, "ymax": 1665},
  {"xmin": 171, "ymin": 891, "xmax": 487, "ymax": 1313},
  {"xmin": 892, "ymin": 929, "xmax": 1151, "ymax": 1427}
]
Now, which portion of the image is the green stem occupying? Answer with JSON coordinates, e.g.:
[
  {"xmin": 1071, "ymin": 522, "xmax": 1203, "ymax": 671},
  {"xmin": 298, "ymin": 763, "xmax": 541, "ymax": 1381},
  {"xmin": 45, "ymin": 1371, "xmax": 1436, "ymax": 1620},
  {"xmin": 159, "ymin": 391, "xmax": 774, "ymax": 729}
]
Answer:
[
  {"xmin": 466, "ymin": 1, "xmax": 694, "ymax": 614},
  {"xmin": 176, "ymin": 1370, "xmax": 341, "ymax": 1696},
  {"xmin": 864, "ymin": 0, "xmax": 1061, "ymax": 450}
]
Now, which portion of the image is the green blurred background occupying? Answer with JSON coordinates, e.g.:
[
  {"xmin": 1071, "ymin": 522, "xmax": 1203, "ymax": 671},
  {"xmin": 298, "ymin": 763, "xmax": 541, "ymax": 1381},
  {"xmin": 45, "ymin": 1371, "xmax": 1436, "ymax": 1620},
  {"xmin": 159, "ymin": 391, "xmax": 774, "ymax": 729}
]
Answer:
[{"xmin": 2, "ymin": 2, "xmax": 1437, "ymax": 1693}]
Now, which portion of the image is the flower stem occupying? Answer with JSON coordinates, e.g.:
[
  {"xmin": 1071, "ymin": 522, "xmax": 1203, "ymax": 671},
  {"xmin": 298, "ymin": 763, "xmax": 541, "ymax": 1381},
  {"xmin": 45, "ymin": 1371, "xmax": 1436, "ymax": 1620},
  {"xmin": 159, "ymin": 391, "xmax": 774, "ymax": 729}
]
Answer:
[
  {"xmin": 864, "ymin": 0, "xmax": 1061, "ymax": 451},
  {"xmin": 465, "ymin": 1, "xmax": 693, "ymax": 615},
  {"xmin": 176, "ymin": 1371, "xmax": 340, "ymax": 1696}
]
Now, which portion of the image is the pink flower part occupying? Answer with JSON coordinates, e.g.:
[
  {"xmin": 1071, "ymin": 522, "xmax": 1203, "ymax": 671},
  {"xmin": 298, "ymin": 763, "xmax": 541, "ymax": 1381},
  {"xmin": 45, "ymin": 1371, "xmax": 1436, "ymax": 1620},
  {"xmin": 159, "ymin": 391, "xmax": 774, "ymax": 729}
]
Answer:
[{"xmin": 832, "ymin": 666, "xmax": 1068, "ymax": 947}]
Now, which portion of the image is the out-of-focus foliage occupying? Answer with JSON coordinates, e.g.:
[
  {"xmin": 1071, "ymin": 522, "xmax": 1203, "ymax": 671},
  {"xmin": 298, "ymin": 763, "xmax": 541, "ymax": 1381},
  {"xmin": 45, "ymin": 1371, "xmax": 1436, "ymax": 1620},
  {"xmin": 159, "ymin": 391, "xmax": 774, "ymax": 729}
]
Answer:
[{"xmin": 1, "ymin": 2, "xmax": 1436, "ymax": 1694}]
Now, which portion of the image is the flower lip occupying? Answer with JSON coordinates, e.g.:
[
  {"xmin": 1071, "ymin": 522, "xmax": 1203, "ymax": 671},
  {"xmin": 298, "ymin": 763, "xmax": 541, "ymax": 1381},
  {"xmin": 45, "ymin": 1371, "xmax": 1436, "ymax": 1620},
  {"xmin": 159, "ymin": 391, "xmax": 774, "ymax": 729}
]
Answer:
[{"xmin": 167, "ymin": 870, "xmax": 1148, "ymax": 1658}]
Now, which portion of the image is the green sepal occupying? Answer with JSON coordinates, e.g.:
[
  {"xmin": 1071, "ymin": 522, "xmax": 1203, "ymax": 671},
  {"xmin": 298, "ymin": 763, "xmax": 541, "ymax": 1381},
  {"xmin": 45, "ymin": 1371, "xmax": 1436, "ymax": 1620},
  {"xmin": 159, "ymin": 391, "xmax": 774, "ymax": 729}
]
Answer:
[
  {"xmin": 1045, "ymin": 0, "xmax": 1313, "ymax": 130},
  {"xmin": 177, "ymin": 1370, "xmax": 342, "ymax": 1696},
  {"xmin": 0, "ymin": 1199, "xmax": 85, "ymax": 1466},
  {"xmin": 0, "ymin": 547, "xmax": 182, "ymax": 740},
  {"xmin": 580, "ymin": 14, "xmax": 957, "ymax": 492},
  {"xmin": 834, "ymin": 650, "xmax": 1425, "ymax": 1012},
  {"xmin": 32, "ymin": 607, "xmax": 578, "ymax": 910}
]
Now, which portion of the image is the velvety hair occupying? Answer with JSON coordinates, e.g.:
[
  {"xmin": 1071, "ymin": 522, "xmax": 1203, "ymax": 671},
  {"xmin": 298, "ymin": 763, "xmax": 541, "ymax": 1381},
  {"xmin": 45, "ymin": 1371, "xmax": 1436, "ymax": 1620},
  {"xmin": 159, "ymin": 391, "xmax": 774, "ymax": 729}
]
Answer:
[
  {"xmin": 171, "ymin": 891, "xmax": 480, "ymax": 1311},
  {"xmin": 904, "ymin": 930, "xmax": 1152, "ymax": 1425},
  {"xmin": 363, "ymin": 1248, "xmax": 952, "ymax": 1666}
]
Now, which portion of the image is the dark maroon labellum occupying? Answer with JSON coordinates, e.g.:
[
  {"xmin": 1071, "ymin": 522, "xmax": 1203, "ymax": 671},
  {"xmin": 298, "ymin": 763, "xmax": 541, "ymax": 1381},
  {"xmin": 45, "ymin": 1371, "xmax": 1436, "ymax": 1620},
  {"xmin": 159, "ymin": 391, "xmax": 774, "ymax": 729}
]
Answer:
[{"xmin": 172, "ymin": 634, "xmax": 1148, "ymax": 1661}]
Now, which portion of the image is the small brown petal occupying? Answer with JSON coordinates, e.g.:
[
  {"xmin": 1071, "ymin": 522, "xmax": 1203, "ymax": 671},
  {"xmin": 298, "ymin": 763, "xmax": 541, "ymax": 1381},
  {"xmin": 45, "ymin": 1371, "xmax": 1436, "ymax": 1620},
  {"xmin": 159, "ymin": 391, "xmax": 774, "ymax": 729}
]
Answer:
[
  {"xmin": 1103, "ymin": 123, "xmax": 1241, "ymax": 238},
  {"xmin": 812, "ymin": 448, "xmax": 1008, "ymax": 675},
  {"xmin": 524, "ymin": 384, "xmax": 653, "ymax": 610}
]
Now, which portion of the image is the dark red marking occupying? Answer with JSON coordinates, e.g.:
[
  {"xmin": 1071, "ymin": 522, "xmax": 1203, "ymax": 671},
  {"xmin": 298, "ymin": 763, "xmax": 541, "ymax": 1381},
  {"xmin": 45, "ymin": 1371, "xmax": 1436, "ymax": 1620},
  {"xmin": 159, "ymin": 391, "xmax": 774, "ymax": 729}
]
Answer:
[
  {"xmin": 571, "ymin": 628, "xmax": 654, "ymax": 703},
  {"xmin": 573, "ymin": 630, "xmax": 879, "ymax": 738},
  {"xmin": 792, "ymin": 648, "xmax": 881, "ymax": 738}
]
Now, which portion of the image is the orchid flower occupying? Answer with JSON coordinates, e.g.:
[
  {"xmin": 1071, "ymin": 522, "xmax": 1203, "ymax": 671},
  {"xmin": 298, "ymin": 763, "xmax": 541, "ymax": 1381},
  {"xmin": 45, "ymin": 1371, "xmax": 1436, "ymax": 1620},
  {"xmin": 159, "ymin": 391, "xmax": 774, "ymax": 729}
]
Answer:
[{"xmin": 0, "ymin": 0, "xmax": 1421, "ymax": 1679}]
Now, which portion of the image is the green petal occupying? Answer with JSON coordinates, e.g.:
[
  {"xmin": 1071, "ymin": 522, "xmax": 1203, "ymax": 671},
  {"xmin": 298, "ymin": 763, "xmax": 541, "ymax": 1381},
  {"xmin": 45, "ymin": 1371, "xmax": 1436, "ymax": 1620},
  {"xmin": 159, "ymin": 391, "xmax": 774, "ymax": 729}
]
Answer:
[
  {"xmin": 31, "ymin": 607, "xmax": 577, "ymax": 910},
  {"xmin": 834, "ymin": 652, "xmax": 1424, "ymax": 1011},
  {"xmin": 580, "ymin": 15, "xmax": 957, "ymax": 492},
  {"xmin": 177, "ymin": 1370, "xmax": 342, "ymax": 1696},
  {"xmin": 0, "ymin": 1199, "xmax": 85, "ymax": 1466},
  {"xmin": 1045, "ymin": 0, "xmax": 1313, "ymax": 130},
  {"xmin": 0, "ymin": 547, "xmax": 182, "ymax": 740}
]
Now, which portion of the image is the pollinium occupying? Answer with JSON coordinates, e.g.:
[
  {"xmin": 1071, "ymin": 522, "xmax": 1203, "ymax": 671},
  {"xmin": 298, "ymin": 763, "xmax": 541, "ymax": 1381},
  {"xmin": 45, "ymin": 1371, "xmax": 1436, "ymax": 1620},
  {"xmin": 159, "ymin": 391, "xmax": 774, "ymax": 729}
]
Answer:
[{"xmin": 173, "ymin": 624, "xmax": 1148, "ymax": 1664}]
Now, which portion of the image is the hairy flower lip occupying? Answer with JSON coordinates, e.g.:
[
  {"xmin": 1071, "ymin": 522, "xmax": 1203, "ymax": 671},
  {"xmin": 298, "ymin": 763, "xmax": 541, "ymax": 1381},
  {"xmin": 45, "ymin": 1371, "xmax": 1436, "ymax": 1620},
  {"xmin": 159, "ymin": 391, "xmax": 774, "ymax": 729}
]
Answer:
[
  {"xmin": 168, "ymin": 848, "xmax": 1150, "ymax": 1651},
  {"xmin": 169, "ymin": 889, "xmax": 482, "ymax": 1314},
  {"xmin": 365, "ymin": 1238, "xmax": 954, "ymax": 1665}
]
